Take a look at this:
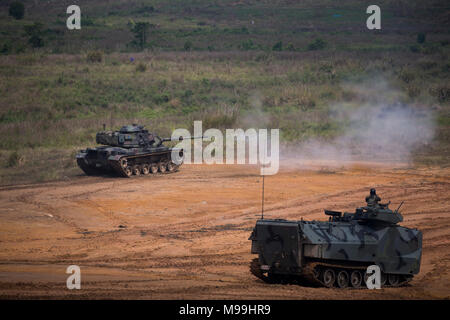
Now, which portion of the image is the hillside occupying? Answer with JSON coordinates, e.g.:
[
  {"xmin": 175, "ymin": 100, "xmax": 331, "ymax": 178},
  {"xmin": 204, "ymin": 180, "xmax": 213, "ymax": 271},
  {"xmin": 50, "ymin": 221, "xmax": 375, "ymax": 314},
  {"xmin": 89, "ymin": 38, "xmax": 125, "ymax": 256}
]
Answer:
[{"xmin": 0, "ymin": 0, "xmax": 449, "ymax": 184}]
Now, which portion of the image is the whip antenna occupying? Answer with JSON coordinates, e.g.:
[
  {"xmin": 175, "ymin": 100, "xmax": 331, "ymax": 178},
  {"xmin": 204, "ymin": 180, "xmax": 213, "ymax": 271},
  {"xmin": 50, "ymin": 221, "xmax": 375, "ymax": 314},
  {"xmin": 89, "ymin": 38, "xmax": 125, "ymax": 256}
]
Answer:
[
  {"xmin": 261, "ymin": 174, "xmax": 265, "ymax": 219},
  {"xmin": 261, "ymin": 138, "xmax": 266, "ymax": 220},
  {"xmin": 395, "ymin": 201, "xmax": 404, "ymax": 213}
]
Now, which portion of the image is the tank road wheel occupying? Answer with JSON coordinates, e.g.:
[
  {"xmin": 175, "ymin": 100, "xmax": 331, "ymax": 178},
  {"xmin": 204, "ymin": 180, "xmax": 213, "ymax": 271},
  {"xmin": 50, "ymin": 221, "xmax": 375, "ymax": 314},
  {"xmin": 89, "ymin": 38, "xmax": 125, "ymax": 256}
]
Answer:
[
  {"xmin": 120, "ymin": 158, "xmax": 128, "ymax": 169},
  {"xmin": 388, "ymin": 274, "xmax": 400, "ymax": 287},
  {"xmin": 124, "ymin": 166, "xmax": 133, "ymax": 177},
  {"xmin": 132, "ymin": 165, "xmax": 141, "ymax": 176},
  {"xmin": 350, "ymin": 270, "xmax": 363, "ymax": 288},
  {"xmin": 323, "ymin": 269, "xmax": 336, "ymax": 288},
  {"xmin": 150, "ymin": 164, "xmax": 158, "ymax": 174},
  {"xmin": 158, "ymin": 162, "xmax": 167, "ymax": 173},
  {"xmin": 141, "ymin": 164, "xmax": 150, "ymax": 175},
  {"xmin": 337, "ymin": 270, "xmax": 349, "ymax": 288},
  {"xmin": 167, "ymin": 162, "xmax": 176, "ymax": 172}
]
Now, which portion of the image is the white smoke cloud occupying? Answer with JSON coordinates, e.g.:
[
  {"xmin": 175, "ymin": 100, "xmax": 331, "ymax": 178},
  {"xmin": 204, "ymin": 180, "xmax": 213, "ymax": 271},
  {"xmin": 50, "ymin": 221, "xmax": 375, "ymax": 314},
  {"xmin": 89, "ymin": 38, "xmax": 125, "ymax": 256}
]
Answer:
[
  {"xmin": 240, "ymin": 91, "xmax": 270, "ymax": 128},
  {"xmin": 281, "ymin": 80, "xmax": 435, "ymax": 166}
]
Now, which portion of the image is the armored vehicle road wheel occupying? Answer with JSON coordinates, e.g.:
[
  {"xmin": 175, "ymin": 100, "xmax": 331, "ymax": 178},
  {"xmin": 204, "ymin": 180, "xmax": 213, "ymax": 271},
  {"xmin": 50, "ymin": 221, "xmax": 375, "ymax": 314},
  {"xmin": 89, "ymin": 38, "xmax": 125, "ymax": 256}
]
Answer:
[
  {"xmin": 132, "ymin": 165, "xmax": 141, "ymax": 176},
  {"xmin": 337, "ymin": 270, "xmax": 349, "ymax": 288},
  {"xmin": 158, "ymin": 162, "xmax": 167, "ymax": 173},
  {"xmin": 150, "ymin": 164, "xmax": 158, "ymax": 174},
  {"xmin": 167, "ymin": 162, "xmax": 176, "ymax": 172},
  {"xmin": 350, "ymin": 270, "xmax": 362, "ymax": 288},
  {"xmin": 141, "ymin": 164, "xmax": 150, "ymax": 175},
  {"xmin": 124, "ymin": 167, "xmax": 133, "ymax": 177},
  {"xmin": 388, "ymin": 274, "xmax": 400, "ymax": 286},
  {"xmin": 323, "ymin": 269, "xmax": 336, "ymax": 288},
  {"xmin": 364, "ymin": 271, "xmax": 370, "ymax": 286}
]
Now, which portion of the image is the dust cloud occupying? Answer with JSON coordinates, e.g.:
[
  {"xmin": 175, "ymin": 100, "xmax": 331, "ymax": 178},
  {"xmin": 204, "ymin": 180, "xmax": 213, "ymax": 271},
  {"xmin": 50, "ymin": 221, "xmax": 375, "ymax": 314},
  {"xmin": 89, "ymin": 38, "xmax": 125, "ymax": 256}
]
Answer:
[{"xmin": 281, "ymin": 80, "xmax": 435, "ymax": 167}]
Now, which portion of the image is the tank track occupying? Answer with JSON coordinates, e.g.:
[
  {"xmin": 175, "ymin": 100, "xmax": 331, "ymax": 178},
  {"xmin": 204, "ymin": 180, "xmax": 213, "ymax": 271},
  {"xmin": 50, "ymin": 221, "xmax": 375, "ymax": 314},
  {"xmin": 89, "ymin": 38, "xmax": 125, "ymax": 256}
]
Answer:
[
  {"xmin": 77, "ymin": 158, "xmax": 104, "ymax": 176},
  {"xmin": 109, "ymin": 155, "xmax": 182, "ymax": 178},
  {"xmin": 250, "ymin": 259, "xmax": 412, "ymax": 289}
]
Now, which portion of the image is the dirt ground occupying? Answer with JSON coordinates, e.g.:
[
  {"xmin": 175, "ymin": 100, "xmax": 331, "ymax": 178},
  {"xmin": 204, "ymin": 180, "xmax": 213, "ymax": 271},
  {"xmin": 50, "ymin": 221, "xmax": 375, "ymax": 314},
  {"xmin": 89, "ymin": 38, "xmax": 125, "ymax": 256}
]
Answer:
[{"xmin": 0, "ymin": 162, "xmax": 449, "ymax": 299}]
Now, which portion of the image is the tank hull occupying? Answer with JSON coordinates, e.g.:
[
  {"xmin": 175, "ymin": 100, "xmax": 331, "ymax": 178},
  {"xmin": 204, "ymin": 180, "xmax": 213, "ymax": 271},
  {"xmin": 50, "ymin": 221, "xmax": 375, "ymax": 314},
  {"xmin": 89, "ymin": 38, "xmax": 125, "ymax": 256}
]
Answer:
[{"xmin": 76, "ymin": 146, "xmax": 183, "ymax": 177}]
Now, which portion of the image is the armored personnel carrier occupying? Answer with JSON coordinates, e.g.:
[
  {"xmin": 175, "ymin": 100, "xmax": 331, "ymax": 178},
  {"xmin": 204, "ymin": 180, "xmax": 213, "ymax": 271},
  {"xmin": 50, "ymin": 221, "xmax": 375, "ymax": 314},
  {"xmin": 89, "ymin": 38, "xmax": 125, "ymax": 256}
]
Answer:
[
  {"xmin": 76, "ymin": 124, "xmax": 200, "ymax": 177},
  {"xmin": 249, "ymin": 189, "xmax": 422, "ymax": 288}
]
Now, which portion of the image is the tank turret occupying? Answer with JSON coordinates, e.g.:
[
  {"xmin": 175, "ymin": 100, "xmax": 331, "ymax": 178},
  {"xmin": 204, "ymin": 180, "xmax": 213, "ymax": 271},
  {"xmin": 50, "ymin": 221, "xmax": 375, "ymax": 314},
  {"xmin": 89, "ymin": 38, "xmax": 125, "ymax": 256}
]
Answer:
[{"xmin": 76, "ymin": 124, "xmax": 204, "ymax": 177}]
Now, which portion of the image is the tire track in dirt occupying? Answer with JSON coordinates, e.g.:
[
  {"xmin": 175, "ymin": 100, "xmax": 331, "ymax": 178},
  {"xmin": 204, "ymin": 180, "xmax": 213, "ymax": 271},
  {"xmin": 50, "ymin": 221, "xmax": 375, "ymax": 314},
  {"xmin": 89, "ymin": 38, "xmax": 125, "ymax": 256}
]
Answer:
[{"xmin": 0, "ymin": 164, "xmax": 448, "ymax": 299}]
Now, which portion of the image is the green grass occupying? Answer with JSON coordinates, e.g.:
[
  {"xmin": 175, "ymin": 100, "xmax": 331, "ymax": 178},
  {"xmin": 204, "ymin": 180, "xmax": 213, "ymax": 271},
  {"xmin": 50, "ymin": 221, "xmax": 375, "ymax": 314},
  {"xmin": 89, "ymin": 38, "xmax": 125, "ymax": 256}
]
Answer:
[
  {"xmin": 1, "ymin": 0, "xmax": 449, "ymax": 53},
  {"xmin": 0, "ymin": 0, "xmax": 449, "ymax": 184}
]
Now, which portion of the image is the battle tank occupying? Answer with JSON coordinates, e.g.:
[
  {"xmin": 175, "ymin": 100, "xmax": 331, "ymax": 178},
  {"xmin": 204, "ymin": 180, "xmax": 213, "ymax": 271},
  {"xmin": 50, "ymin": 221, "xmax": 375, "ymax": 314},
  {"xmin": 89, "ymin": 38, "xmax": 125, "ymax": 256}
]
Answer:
[
  {"xmin": 76, "ymin": 124, "xmax": 201, "ymax": 177},
  {"xmin": 249, "ymin": 190, "xmax": 422, "ymax": 288}
]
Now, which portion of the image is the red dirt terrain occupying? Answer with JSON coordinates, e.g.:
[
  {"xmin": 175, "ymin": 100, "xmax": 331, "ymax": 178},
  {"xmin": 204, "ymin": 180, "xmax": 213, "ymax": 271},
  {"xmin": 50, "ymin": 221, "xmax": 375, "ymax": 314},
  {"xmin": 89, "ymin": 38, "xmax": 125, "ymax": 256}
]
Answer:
[{"xmin": 0, "ymin": 163, "xmax": 449, "ymax": 299}]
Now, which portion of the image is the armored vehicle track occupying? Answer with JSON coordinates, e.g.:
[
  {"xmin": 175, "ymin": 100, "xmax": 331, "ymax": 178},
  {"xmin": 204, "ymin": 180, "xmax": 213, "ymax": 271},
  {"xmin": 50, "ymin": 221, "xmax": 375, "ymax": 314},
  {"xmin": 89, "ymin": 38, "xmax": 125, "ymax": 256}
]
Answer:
[{"xmin": 250, "ymin": 259, "xmax": 411, "ymax": 289}]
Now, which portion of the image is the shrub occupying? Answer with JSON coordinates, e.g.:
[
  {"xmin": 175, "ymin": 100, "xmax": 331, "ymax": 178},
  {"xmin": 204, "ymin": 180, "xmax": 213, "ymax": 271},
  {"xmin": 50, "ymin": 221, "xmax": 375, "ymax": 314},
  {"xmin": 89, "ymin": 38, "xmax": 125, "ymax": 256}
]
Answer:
[
  {"xmin": 399, "ymin": 70, "xmax": 415, "ymax": 83},
  {"xmin": 137, "ymin": 5, "xmax": 154, "ymax": 14},
  {"xmin": 9, "ymin": 1, "xmax": 25, "ymax": 20},
  {"xmin": 24, "ymin": 22, "xmax": 45, "ymax": 48},
  {"xmin": 299, "ymin": 97, "xmax": 316, "ymax": 111},
  {"xmin": 86, "ymin": 50, "xmax": 103, "ymax": 63},
  {"xmin": 272, "ymin": 41, "xmax": 283, "ymax": 51},
  {"xmin": 286, "ymin": 43, "xmax": 295, "ymax": 51},
  {"xmin": 240, "ymin": 39, "xmax": 257, "ymax": 50},
  {"xmin": 417, "ymin": 33, "xmax": 426, "ymax": 44},
  {"xmin": 6, "ymin": 151, "xmax": 24, "ymax": 167},
  {"xmin": 418, "ymin": 61, "xmax": 437, "ymax": 70},
  {"xmin": 153, "ymin": 93, "xmax": 169, "ymax": 104},
  {"xmin": 308, "ymin": 38, "xmax": 327, "ymax": 50},
  {"xmin": 130, "ymin": 22, "xmax": 153, "ymax": 50},
  {"xmin": 409, "ymin": 45, "xmax": 420, "ymax": 53},
  {"xmin": 422, "ymin": 43, "xmax": 441, "ymax": 55},
  {"xmin": 29, "ymin": 35, "xmax": 44, "ymax": 48},
  {"xmin": 184, "ymin": 41, "xmax": 192, "ymax": 51},
  {"xmin": 407, "ymin": 86, "xmax": 421, "ymax": 99},
  {"xmin": 342, "ymin": 90, "xmax": 358, "ymax": 101},
  {"xmin": 430, "ymin": 87, "xmax": 450, "ymax": 103},
  {"xmin": 136, "ymin": 62, "xmax": 147, "ymax": 72},
  {"xmin": 0, "ymin": 42, "xmax": 12, "ymax": 55},
  {"xmin": 202, "ymin": 112, "xmax": 238, "ymax": 129}
]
